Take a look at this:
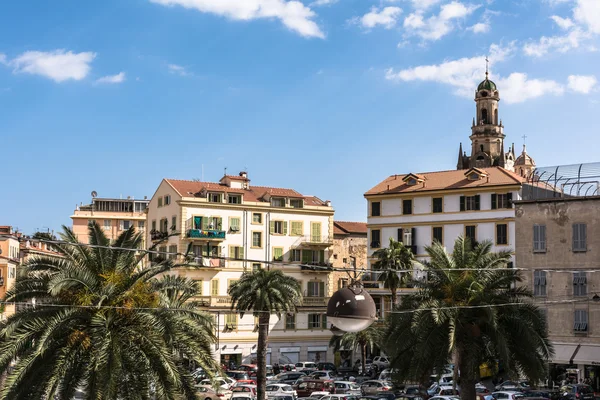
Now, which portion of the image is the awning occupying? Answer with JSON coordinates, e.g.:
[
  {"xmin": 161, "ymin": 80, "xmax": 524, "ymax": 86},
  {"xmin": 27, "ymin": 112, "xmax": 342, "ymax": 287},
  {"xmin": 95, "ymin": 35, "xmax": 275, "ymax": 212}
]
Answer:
[
  {"xmin": 549, "ymin": 344, "xmax": 580, "ymax": 364},
  {"xmin": 572, "ymin": 345, "xmax": 600, "ymax": 365}
]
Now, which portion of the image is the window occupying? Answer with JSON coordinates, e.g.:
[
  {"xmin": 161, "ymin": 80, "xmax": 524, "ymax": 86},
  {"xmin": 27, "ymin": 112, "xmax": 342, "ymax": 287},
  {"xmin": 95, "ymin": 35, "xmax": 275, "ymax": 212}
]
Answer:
[
  {"xmin": 207, "ymin": 217, "xmax": 223, "ymax": 230},
  {"xmin": 574, "ymin": 309, "xmax": 588, "ymax": 332},
  {"xmin": 229, "ymin": 246, "xmax": 244, "ymax": 260},
  {"xmin": 160, "ymin": 218, "xmax": 169, "ymax": 232},
  {"xmin": 370, "ymin": 229, "xmax": 381, "ymax": 249},
  {"xmin": 225, "ymin": 313, "xmax": 238, "ymax": 329},
  {"xmin": 496, "ymin": 224, "xmax": 508, "ymax": 245},
  {"xmin": 460, "ymin": 195, "xmax": 480, "ymax": 211},
  {"xmin": 491, "ymin": 193, "xmax": 512, "ymax": 209},
  {"xmin": 291, "ymin": 249, "xmax": 302, "ymax": 262},
  {"xmin": 228, "ymin": 194, "xmax": 241, "ymax": 204},
  {"xmin": 308, "ymin": 314, "xmax": 327, "ymax": 329},
  {"xmin": 252, "ymin": 263, "xmax": 261, "ymax": 272},
  {"xmin": 252, "ymin": 213, "xmax": 262, "ymax": 224},
  {"xmin": 211, "ymin": 280, "xmax": 219, "ymax": 296},
  {"xmin": 301, "ymin": 250, "xmax": 325, "ymax": 264},
  {"xmin": 573, "ymin": 223, "xmax": 587, "ymax": 252},
  {"xmin": 432, "ymin": 227, "xmax": 443, "ymax": 244},
  {"xmin": 273, "ymin": 247, "xmax": 284, "ymax": 262},
  {"xmin": 371, "ymin": 202, "xmax": 381, "ymax": 217},
  {"xmin": 168, "ymin": 245, "xmax": 177, "ymax": 260},
  {"xmin": 290, "ymin": 199, "xmax": 303, "ymax": 208},
  {"xmin": 103, "ymin": 220, "xmax": 111, "ymax": 230},
  {"xmin": 171, "ymin": 216, "xmax": 177, "ymax": 230},
  {"xmin": 533, "ymin": 224, "xmax": 546, "ymax": 253},
  {"xmin": 432, "ymin": 197, "xmax": 443, "ymax": 213},
  {"xmin": 164, "ymin": 195, "xmax": 171, "ymax": 205},
  {"xmin": 271, "ymin": 221, "xmax": 288, "ymax": 235},
  {"xmin": 533, "ymin": 270, "xmax": 546, "ymax": 297},
  {"xmin": 229, "ymin": 217, "xmax": 241, "ymax": 232},
  {"xmin": 465, "ymin": 225, "xmax": 476, "ymax": 245},
  {"xmin": 157, "ymin": 197, "xmax": 163, "ymax": 207},
  {"xmin": 88, "ymin": 219, "xmax": 95, "ymax": 227},
  {"xmin": 159, "ymin": 246, "xmax": 167, "ymax": 258},
  {"xmin": 138, "ymin": 221, "xmax": 145, "ymax": 230},
  {"xmin": 271, "ymin": 197, "xmax": 285, "ymax": 207},
  {"xmin": 209, "ymin": 193, "xmax": 222, "ymax": 203},
  {"xmin": 120, "ymin": 220, "xmax": 132, "ymax": 230},
  {"xmin": 403, "ymin": 199, "xmax": 413, "ymax": 215},
  {"xmin": 286, "ymin": 314, "xmax": 296, "ymax": 330},
  {"xmin": 252, "ymin": 232, "xmax": 263, "ymax": 248},
  {"xmin": 573, "ymin": 272, "xmax": 587, "ymax": 297},
  {"xmin": 338, "ymin": 278, "xmax": 348, "ymax": 290},
  {"xmin": 307, "ymin": 281, "xmax": 325, "ymax": 297},
  {"xmin": 151, "ymin": 220, "xmax": 156, "ymax": 231},
  {"xmin": 291, "ymin": 221, "xmax": 303, "ymax": 236}
]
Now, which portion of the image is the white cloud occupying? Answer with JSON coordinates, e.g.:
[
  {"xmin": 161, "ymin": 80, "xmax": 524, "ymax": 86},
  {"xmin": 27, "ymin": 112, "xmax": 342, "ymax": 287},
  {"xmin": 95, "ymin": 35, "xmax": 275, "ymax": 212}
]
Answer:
[
  {"xmin": 567, "ymin": 74, "xmax": 598, "ymax": 93},
  {"xmin": 355, "ymin": 6, "xmax": 403, "ymax": 29},
  {"xmin": 523, "ymin": 28, "xmax": 588, "ymax": 56},
  {"xmin": 551, "ymin": 15, "xmax": 574, "ymax": 29},
  {"xmin": 310, "ymin": 0, "xmax": 337, "ymax": 6},
  {"xmin": 406, "ymin": 0, "xmax": 443, "ymax": 10},
  {"xmin": 573, "ymin": 0, "xmax": 600, "ymax": 34},
  {"xmin": 385, "ymin": 42, "xmax": 515, "ymax": 97},
  {"xmin": 8, "ymin": 50, "xmax": 96, "ymax": 82},
  {"xmin": 496, "ymin": 73, "xmax": 564, "ymax": 103},
  {"xmin": 168, "ymin": 63, "xmax": 192, "ymax": 76},
  {"xmin": 149, "ymin": 0, "xmax": 324, "ymax": 38},
  {"xmin": 0, "ymin": 53, "xmax": 6, "ymax": 65},
  {"xmin": 95, "ymin": 72, "xmax": 126, "ymax": 84},
  {"xmin": 468, "ymin": 22, "xmax": 490, "ymax": 33},
  {"xmin": 403, "ymin": 1, "xmax": 480, "ymax": 41},
  {"xmin": 544, "ymin": 0, "xmax": 573, "ymax": 5}
]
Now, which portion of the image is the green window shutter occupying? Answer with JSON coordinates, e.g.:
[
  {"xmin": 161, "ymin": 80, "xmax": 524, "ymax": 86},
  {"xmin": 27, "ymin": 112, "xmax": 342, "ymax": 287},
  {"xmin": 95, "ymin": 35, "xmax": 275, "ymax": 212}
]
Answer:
[
  {"xmin": 507, "ymin": 192, "xmax": 513, "ymax": 208},
  {"xmin": 274, "ymin": 248, "xmax": 283, "ymax": 261},
  {"xmin": 240, "ymin": 247, "xmax": 245, "ymax": 259},
  {"xmin": 283, "ymin": 221, "xmax": 288, "ymax": 235},
  {"xmin": 197, "ymin": 280, "xmax": 203, "ymax": 295},
  {"xmin": 229, "ymin": 246, "xmax": 236, "ymax": 259},
  {"xmin": 319, "ymin": 281, "xmax": 325, "ymax": 297},
  {"xmin": 460, "ymin": 196, "xmax": 465, "ymax": 211},
  {"xmin": 397, "ymin": 228, "xmax": 403, "ymax": 242},
  {"xmin": 474, "ymin": 195, "xmax": 481, "ymax": 210},
  {"xmin": 491, "ymin": 194, "xmax": 497, "ymax": 209},
  {"xmin": 270, "ymin": 221, "xmax": 275, "ymax": 234},
  {"xmin": 211, "ymin": 280, "xmax": 218, "ymax": 296},
  {"xmin": 202, "ymin": 217, "xmax": 209, "ymax": 230},
  {"xmin": 302, "ymin": 250, "xmax": 310, "ymax": 263},
  {"xmin": 194, "ymin": 216, "xmax": 202, "ymax": 229},
  {"xmin": 319, "ymin": 250, "xmax": 325, "ymax": 263},
  {"xmin": 321, "ymin": 315, "xmax": 327, "ymax": 329},
  {"xmin": 217, "ymin": 218, "xmax": 223, "ymax": 230}
]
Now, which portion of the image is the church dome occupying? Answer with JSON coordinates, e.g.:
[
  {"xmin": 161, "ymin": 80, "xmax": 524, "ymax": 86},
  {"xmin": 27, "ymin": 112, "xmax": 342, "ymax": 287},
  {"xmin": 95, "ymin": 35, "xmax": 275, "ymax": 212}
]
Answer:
[
  {"xmin": 515, "ymin": 145, "xmax": 535, "ymax": 166},
  {"xmin": 477, "ymin": 78, "xmax": 497, "ymax": 92}
]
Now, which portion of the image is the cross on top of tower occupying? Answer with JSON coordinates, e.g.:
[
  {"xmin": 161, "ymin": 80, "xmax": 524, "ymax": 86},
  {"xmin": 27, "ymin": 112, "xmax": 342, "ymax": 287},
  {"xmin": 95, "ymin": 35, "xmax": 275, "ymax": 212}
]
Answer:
[
  {"xmin": 485, "ymin": 56, "xmax": 489, "ymax": 78},
  {"xmin": 522, "ymin": 134, "xmax": 528, "ymax": 145}
]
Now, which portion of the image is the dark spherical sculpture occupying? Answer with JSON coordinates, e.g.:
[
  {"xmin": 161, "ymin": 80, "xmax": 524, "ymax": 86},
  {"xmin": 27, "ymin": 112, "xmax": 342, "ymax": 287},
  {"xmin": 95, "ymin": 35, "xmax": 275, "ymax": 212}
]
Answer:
[{"xmin": 326, "ymin": 285, "xmax": 377, "ymax": 332}]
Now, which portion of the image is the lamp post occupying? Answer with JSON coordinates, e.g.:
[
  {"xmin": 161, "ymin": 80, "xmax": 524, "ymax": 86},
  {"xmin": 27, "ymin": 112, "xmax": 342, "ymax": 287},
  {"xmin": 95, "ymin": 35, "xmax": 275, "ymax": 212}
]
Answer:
[{"xmin": 327, "ymin": 283, "xmax": 377, "ymax": 333}]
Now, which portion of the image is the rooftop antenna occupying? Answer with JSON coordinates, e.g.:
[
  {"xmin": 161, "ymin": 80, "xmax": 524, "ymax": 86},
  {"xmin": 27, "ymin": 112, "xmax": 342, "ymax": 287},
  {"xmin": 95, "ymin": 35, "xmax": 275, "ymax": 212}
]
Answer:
[
  {"xmin": 485, "ymin": 56, "xmax": 489, "ymax": 79},
  {"xmin": 202, "ymin": 164, "xmax": 204, "ymax": 182},
  {"xmin": 224, "ymin": 166, "xmax": 227, "ymax": 176}
]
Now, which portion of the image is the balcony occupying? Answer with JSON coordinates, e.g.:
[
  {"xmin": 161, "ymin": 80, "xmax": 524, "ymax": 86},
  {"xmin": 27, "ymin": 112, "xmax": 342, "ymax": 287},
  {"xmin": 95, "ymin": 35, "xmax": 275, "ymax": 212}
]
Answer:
[
  {"xmin": 192, "ymin": 295, "xmax": 233, "ymax": 307},
  {"xmin": 302, "ymin": 297, "xmax": 328, "ymax": 307},
  {"xmin": 150, "ymin": 230, "xmax": 169, "ymax": 241},
  {"xmin": 294, "ymin": 235, "xmax": 334, "ymax": 248},
  {"xmin": 300, "ymin": 262, "xmax": 333, "ymax": 273},
  {"xmin": 186, "ymin": 229, "xmax": 226, "ymax": 240}
]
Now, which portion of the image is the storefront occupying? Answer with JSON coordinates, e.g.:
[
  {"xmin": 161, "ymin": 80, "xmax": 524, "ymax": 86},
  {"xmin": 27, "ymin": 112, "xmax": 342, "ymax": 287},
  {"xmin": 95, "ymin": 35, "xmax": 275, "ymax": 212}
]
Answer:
[
  {"xmin": 307, "ymin": 346, "xmax": 328, "ymax": 363},
  {"xmin": 280, "ymin": 347, "xmax": 300, "ymax": 364},
  {"xmin": 548, "ymin": 344, "xmax": 600, "ymax": 391},
  {"xmin": 572, "ymin": 345, "xmax": 600, "ymax": 391}
]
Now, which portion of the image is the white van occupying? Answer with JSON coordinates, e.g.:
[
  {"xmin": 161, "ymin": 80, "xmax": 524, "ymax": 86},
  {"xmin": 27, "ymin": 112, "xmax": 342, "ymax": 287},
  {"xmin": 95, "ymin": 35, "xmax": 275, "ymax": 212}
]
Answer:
[{"xmin": 295, "ymin": 362, "xmax": 316, "ymax": 371}]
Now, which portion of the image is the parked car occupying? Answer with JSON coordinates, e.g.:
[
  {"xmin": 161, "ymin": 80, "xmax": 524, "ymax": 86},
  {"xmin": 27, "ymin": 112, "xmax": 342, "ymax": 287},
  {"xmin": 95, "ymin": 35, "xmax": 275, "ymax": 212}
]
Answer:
[
  {"xmin": 310, "ymin": 371, "xmax": 338, "ymax": 381},
  {"xmin": 321, "ymin": 395, "xmax": 360, "ymax": 400},
  {"xmin": 357, "ymin": 394, "xmax": 397, "ymax": 400},
  {"xmin": 196, "ymin": 385, "xmax": 233, "ymax": 400},
  {"xmin": 317, "ymin": 363, "xmax": 338, "ymax": 372},
  {"xmin": 277, "ymin": 373, "xmax": 309, "ymax": 385},
  {"xmin": 427, "ymin": 384, "xmax": 454, "ymax": 397},
  {"xmin": 372, "ymin": 357, "xmax": 390, "ymax": 371},
  {"xmin": 295, "ymin": 380, "xmax": 335, "ymax": 397},
  {"xmin": 495, "ymin": 382, "xmax": 531, "ymax": 392},
  {"xmin": 296, "ymin": 362, "xmax": 318, "ymax": 371},
  {"xmin": 231, "ymin": 385, "xmax": 257, "ymax": 398},
  {"xmin": 309, "ymin": 392, "xmax": 331, "ymax": 400},
  {"xmin": 333, "ymin": 381, "xmax": 362, "ymax": 395},
  {"xmin": 267, "ymin": 384, "xmax": 298, "ymax": 399},
  {"xmin": 231, "ymin": 394, "xmax": 255, "ymax": 400},
  {"xmin": 492, "ymin": 391, "xmax": 526, "ymax": 400},
  {"xmin": 522, "ymin": 391, "xmax": 552, "ymax": 399},
  {"xmin": 395, "ymin": 395, "xmax": 426, "ymax": 400},
  {"xmin": 558, "ymin": 384, "xmax": 594, "ymax": 400},
  {"xmin": 273, "ymin": 395, "xmax": 296, "ymax": 400},
  {"xmin": 429, "ymin": 396, "xmax": 460, "ymax": 400},
  {"xmin": 227, "ymin": 371, "xmax": 254, "ymax": 383},
  {"xmin": 199, "ymin": 377, "xmax": 236, "ymax": 390},
  {"xmin": 360, "ymin": 381, "xmax": 393, "ymax": 396},
  {"xmin": 476, "ymin": 383, "xmax": 490, "ymax": 394},
  {"xmin": 402, "ymin": 385, "xmax": 428, "ymax": 397},
  {"xmin": 238, "ymin": 364, "xmax": 258, "ymax": 374}
]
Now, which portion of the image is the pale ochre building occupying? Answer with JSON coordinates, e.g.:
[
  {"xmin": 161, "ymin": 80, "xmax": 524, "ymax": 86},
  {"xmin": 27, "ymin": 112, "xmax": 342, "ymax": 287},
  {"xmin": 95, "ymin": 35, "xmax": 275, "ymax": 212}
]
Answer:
[
  {"xmin": 0, "ymin": 226, "xmax": 20, "ymax": 319},
  {"xmin": 146, "ymin": 172, "xmax": 336, "ymax": 365}
]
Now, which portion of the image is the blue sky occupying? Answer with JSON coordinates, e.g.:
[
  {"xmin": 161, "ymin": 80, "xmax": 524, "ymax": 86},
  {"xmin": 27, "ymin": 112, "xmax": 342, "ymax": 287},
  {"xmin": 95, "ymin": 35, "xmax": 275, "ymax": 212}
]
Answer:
[{"xmin": 1, "ymin": 0, "xmax": 599, "ymax": 235}]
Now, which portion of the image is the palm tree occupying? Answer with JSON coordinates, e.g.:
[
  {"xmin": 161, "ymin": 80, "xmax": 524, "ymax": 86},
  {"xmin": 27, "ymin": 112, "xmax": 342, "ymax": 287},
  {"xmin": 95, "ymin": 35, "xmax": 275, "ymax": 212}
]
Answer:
[
  {"xmin": 228, "ymin": 269, "xmax": 302, "ymax": 400},
  {"xmin": 372, "ymin": 238, "xmax": 414, "ymax": 306},
  {"xmin": 329, "ymin": 325, "xmax": 382, "ymax": 377},
  {"xmin": 383, "ymin": 237, "xmax": 553, "ymax": 400},
  {"xmin": 0, "ymin": 223, "xmax": 218, "ymax": 400}
]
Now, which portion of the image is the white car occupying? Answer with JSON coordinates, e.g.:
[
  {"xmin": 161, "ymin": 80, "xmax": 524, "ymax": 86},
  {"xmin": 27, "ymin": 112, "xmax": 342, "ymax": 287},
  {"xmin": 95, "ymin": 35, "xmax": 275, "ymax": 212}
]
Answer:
[
  {"xmin": 309, "ymin": 391, "xmax": 330, "ymax": 399},
  {"xmin": 429, "ymin": 396, "xmax": 460, "ymax": 400},
  {"xmin": 199, "ymin": 377, "xmax": 236, "ymax": 390},
  {"xmin": 295, "ymin": 362, "xmax": 317, "ymax": 371},
  {"xmin": 309, "ymin": 371, "xmax": 337, "ymax": 380},
  {"xmin": 321, "ymin": 395, "xmax": 360, "ymax": 400},
  {"xmin": 492, "ymin": 391, "xmax": 525, "ymax": 400},
  {"xmin": 231, "ymin": 394, "xmax": 255, "ymax": 400},
  {"xmin": 266, "ymin": 384, "xmax": 297, "ymax": 399},
  {"xmin": 427, "ymin": 383, "xmax": 454, "ymax": 397},
  {"xmin": 372, "ymin": 356, "xmax": 390, "ymax": 370},
  {"xmin": 332, "ymin": 382, "xmax": 361, "ymax": 395}
]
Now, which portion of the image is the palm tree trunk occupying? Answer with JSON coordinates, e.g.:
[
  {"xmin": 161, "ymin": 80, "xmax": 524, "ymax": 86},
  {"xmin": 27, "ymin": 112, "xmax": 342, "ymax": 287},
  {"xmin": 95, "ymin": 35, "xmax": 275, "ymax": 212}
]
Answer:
[
  {"xmin": 457, "ymin": 346, "xmax": 477, "ymax": 400},
  {"xmin": 257, "ymin": 314, "xmax": 270, "ymax": 400},
  {"xmin": 361, "ymin": 342, "xmax": 367, "ymax": 377},
  {"xmin": 391, "ymin": 289, "xmax": 397, "ymax": 309}
]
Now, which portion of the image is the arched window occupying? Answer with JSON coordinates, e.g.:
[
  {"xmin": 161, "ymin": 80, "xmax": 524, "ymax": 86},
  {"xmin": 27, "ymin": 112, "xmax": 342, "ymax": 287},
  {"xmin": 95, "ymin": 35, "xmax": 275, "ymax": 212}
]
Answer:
[
  {"xmin": 494, "ymin": 109, "xmax": 498, "ymax": 125},
  {"xmin": 481, "ymin": 109, "xmax": 488, "ymax": 124}
]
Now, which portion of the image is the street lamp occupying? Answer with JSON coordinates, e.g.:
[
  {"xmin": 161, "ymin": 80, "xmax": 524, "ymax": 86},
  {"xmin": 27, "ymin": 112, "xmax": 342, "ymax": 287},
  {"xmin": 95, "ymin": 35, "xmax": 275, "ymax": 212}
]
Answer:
[{"xmin": 327, "ymin": 284, "xmax": 377, "ymax": 333}]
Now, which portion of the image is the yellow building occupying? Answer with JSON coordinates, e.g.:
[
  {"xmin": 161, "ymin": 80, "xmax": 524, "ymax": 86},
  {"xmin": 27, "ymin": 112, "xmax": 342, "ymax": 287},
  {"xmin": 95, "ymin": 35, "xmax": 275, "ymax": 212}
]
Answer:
[
  {"xmin": 0, "ymin": 226, "xmax": 20, "ymax": 319},
  {"xmin": 71, "ymin": 195, "xmax": 149, "ymax": 244}
]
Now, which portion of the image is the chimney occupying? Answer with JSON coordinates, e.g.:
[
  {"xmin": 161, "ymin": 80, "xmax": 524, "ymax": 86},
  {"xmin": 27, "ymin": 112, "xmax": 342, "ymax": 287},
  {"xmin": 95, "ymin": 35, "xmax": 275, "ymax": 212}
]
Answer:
[
  {"xmin": 240, "ymin": 171, "xmax": 248, "ymax": 179},
  {"xmin": 325, "ymin": 200, "xmax": 332, "ymax": 207}
]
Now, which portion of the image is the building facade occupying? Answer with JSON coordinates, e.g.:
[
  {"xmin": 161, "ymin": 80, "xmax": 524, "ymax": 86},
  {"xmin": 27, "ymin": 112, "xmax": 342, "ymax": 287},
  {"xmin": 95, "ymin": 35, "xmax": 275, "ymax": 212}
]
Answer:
[
  {"xmin": 71, "ymin": 196, "xmax": 149, "ymax": 244},
  {"xmin": 146, "ymin": 172, "xmax": 336, "ymax": 366},
  {"xmin": 331, "ymin": 221, "xmax": 368, "ymax": 292},
  {"xmin": 515, "ymin": 196, "xmax": 600, "ymax": 389},
  {"xmin": 0, "ymin": 226, "xmax": 20, "ymax": 319}
]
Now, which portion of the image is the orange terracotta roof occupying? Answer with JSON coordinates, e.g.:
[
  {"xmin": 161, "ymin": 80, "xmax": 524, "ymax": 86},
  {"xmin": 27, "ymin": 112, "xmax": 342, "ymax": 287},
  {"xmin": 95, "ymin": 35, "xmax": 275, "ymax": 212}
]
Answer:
[
  {"xmin": 365, "ymin": 167, "xmax": 525, "ymax": 196},
  {"xmin": 334, "ymin": 221, "xmax": 368, "ymax": 235},
  {"xmin": 221, "ymin": 174, "xmax": 250, "ymax": 181},
  {"xmin": 165, "ymin": 179, "xmax": 327, "ymax": 205}
]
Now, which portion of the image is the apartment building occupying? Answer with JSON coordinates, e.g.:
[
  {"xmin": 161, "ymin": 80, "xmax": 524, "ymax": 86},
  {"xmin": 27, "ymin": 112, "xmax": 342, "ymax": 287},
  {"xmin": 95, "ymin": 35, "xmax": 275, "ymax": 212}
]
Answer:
[
  {"xmin": 516, "ymin": 195, "xmax": 600, "ymax": 389},
  {"xmin": 364, "ymin": 167, "xmax": 524, "ymax": 316},
  {"xmin": 146, "ymin": 172, "xmax": 335, "ymax": 365},
  {"xmin": 331, "ymin": 221, "xmax": 367, "ymax": 291},
  {"xmin": 71, "ymin": 195, "xmax": 149, "ymax": 244},
  {"xmin": 0, "ymin": 226, "xmax": 20, "ymax": 319}
]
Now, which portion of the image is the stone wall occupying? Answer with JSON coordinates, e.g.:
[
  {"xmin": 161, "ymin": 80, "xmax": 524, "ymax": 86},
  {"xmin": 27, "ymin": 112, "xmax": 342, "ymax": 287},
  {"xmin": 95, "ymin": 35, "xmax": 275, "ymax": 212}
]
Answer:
[{"xmin": 331, "ymin": 234, "xmax": 368, "ymax": 290}]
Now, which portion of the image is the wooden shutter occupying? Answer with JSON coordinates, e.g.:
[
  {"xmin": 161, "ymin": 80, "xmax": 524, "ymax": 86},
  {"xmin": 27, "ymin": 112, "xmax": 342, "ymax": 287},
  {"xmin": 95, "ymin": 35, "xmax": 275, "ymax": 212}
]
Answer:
[
  {"xmin": 321, "ymin": 314, "xmax": 327, "ymax": 329},
  {"xmin": 491, "ymin": 194, "xmax": 497, "ymax": 209},
  {"xmin": 211, "ymin": 280, "xmax": 219, "ymax": 296},
  {"xmin": 302, "ymin": 250, "xmax": 311, "ymax": 263},
  {"xmin": 216, "ymin": 218, "xmax": 223, "ymax": 230},
  {"xmin": 270, "ymin": 221, "xmax": 275, "ymax": 234},
  {"xmin": 507, "ymin": 192, "xmax": 513, "ymax": 208},
  {"xmin": 201, "ymin": 217, "xmax": 209, "ymax": 230},
  {"xmin": 474, "ymin": 195, "xmax": 481, "ymax": 210},
  {"xmin": 397, "ymin": 228, "xmax": 403, "ymax": 242},
  {"xmin": 229, "ymin": 246, "xmax": 236, "ymax": 259},
  {"xmin": 411, "ymin": 228, "xmax": 417, "ymax": 248},
  {"xmin": 460, "ymin": 196, "xmax": 465, "ymax": 211},
  {"xmin": 533, "ymin": 226, "xmax": 540, "ymax": 251},
  {"xmin": 319, "ymin": 281, "xmax": 325, "ymax": 297},
  {"xmin": 319, "ymin": 250, "xmax": 325, "ymax": 263},
  {"xmin": 283, "ymin": 221, "xmax": 288, "ymax": 235}
]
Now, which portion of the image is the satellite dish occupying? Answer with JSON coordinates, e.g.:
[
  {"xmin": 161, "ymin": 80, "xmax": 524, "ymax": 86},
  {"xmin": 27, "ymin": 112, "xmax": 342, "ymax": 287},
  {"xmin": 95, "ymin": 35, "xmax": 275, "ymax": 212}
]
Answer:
[{"xmin": 91, "ymin": 191, "xmax": 98, "ymax": 198}]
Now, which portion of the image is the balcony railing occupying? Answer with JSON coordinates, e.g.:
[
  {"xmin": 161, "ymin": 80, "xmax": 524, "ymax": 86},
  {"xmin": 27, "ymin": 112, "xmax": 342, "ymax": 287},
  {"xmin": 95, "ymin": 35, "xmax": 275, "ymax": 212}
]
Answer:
[
  {"xmin": 186, "ymin": 229, "xmax": 226, "ymax": 240},
  {"xmin": 294, "ymin": 235, "xmax": 334, "ymax": 247},
  {"xmin": 192, "ymin": 295, "xmax": 232, "ymax": 307},
  {"xmin": 300, "ymin": 263, "xmax": 333, "ymax": 272},
  {"xmin": 302, "ymin": 297, "xmax": 328, "ymax": 307}
]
